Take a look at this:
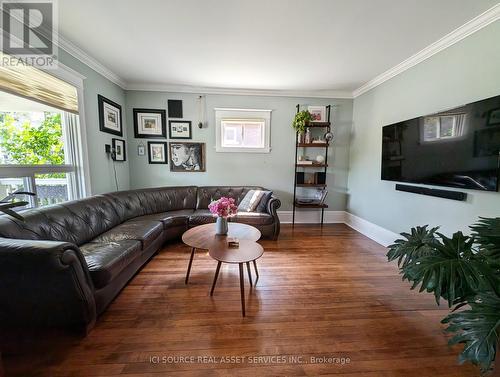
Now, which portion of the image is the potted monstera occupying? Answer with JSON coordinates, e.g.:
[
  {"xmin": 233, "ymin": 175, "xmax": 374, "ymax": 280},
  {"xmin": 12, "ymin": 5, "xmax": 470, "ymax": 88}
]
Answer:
[{"xmin": 387, "ymin": 217, "xmax": 500, "ymax": 376}]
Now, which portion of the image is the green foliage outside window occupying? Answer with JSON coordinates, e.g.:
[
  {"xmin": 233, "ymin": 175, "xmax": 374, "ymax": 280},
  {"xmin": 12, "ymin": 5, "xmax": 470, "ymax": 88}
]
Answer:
[{"xmin": 0, "ymin": 112, "xmax": 65, "ymax": 178}]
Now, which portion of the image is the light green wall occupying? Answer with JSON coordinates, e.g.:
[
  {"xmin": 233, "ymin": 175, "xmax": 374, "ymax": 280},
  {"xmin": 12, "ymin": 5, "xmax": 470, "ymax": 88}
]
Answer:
[
  {"xmin": 126, "ymin": 91, "xmax": 353, "ymax": 210},
  {"xmin": 58, "ymin": 50, "xmax": 130, "ymax": 194},
  {"xmin": 348, "ymin": 21, "xmax": 500, "ymax": 236}
]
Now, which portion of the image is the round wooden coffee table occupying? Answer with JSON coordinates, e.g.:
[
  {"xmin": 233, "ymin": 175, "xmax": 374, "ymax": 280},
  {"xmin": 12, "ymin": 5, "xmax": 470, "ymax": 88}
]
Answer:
[
  {"xmin": 208, "ymin": 239, "xmax": 264, "ymax": 317},
  {"xmin": 182, "ymin": 223, "xmax": 261, "ymax": 284}
]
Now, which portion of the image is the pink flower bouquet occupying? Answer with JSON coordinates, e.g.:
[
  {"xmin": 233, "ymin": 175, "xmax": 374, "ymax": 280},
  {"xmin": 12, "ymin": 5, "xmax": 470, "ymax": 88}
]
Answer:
[{"xmin": 208, "ymin": 197, "xmax": 238, "ymax": 218}]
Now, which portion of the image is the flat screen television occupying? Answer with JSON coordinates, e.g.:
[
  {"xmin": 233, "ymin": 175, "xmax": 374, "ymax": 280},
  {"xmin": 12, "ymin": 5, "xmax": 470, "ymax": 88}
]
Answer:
[{"xmin": 381, "ymin": 94, "xmax": 500, "ymax": 192}]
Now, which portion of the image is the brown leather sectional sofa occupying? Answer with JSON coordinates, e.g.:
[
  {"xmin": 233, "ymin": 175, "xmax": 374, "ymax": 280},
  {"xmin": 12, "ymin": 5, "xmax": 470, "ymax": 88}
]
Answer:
[{"xmin": 0, "ymin": 186, "xmax": 280, "ymax": 331}]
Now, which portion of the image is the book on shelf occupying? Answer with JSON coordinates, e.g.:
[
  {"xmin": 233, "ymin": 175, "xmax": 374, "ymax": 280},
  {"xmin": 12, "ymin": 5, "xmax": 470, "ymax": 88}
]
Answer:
[{"xmin": 296, "ymin": 160, "xmax": 313, "ymax": 165}]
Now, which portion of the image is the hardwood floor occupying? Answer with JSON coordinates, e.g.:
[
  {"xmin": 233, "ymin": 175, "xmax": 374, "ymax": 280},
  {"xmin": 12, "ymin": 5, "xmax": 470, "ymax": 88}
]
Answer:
[{"xmin": 1, "ymin": 224, "xmax": 478, "ymax": 376}]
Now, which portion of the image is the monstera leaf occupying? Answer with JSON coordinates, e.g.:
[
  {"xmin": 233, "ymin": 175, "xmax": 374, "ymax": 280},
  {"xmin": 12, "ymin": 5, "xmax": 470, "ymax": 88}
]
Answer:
[
  {"xmin": 471, "ymin": 217, "xmax": 500, "ymax": 261},
  {"xmin": 402, "ymin": 232, "xmax": 499, "ymax": 307},
  {"xmin": 442, "ymin": 293, "xmax": 500, "ymax": 374},
  {"xmin": 387, "ymin": 225, "xmax": 439, "ymax": 268}
]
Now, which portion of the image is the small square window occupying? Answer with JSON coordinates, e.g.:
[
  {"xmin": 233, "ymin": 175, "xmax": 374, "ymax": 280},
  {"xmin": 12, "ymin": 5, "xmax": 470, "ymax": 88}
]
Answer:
[{"xmin": 215, "ymin": 109, "xmax": 271, "ymax": 153}]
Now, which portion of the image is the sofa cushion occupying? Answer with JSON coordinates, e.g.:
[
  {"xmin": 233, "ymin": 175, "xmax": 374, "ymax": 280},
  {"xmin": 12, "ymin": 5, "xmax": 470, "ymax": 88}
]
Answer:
[
  {"xmin": 231, "ymin": 212, "xmax": 274, "ymax": 226},
  {"xmin": 138, "ymin": 209, "xmax": 194, "ymax": 229},
  {"xmin": 0, "ymin": 195, "xmax": 121, "ymax": 246},
  {"xmin": 80, "ymin": 240, "xmax": 142, "ymax": 289},
  {"xmin": 104, "ymin": 186, "xmax": 197, "ymax": 222},
  {"xmin": 189, "ymin": 209, "xmax": 215, "ymax": 226},
  {"xmin": 93, "ymin": 219, "xmax": 163, "ymax": 249},
  {"xmin": 196, "ymin": 186, "xmax": 266, "ymax": 209},
  {"xmin": 255, "ymin": 191, "xmax": 273, "ymax": 212}
]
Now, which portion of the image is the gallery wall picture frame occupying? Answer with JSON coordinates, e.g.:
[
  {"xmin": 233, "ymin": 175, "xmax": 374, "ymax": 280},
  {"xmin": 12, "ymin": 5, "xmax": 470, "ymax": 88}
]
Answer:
[
  {"xmin": 147, "ymin": 141, "xmax": 168, "ymax": 164},
  {"xmin": 169, "ymin": 142, "xmax": 206, "ymax": 172},
  {"xmin": 98, "ymin": 95, "xmax": 123, "ymax": 136},
  {"xmin": 168, "ymin": 99, "xmax": 183, "ymax": 118},
  {"xmin": 112, "ymin": 138, "xmax": 126, "ymax": 161},
  {"xmin": 169, "ymin": 120, "xmax": 192, "ymax": 139},
  {"xmin": 133, "ymin": 108, "xmax": 167, "ymax": 138}
]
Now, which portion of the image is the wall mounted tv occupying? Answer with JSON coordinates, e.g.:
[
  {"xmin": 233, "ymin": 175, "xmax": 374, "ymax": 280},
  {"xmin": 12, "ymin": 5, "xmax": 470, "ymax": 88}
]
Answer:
[{"xmin": 381, "ymin": 94, "xmax": 500, "ymax": 192}]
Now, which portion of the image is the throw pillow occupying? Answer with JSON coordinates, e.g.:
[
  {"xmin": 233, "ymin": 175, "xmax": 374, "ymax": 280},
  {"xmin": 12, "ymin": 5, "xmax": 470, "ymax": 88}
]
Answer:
[
  {"xmin": 255, "ymin": 190, "xmax": 273, "ymax": 212},
  {"xmin": 238, "ymin": 190, "xmax": 265, "ymax": 212}
]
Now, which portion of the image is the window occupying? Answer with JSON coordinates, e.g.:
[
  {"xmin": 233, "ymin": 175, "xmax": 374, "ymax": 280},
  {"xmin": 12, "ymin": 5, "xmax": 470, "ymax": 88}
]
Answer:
[
  {"xmin": 215, "ymin": 108, "xmax": 271, "ymax": 153},
  {"xmin": 0, "ymin": 91, "xmax": 86, "ymax": 208},
  {"xmin": 422, "ymin": 114, "xmax": 466, "ymax": 142}
]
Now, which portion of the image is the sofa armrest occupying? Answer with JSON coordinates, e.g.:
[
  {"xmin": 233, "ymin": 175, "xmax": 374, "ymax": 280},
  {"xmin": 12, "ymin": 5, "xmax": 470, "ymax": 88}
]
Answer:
[
  {"xmin": 266, "ymin": 196, "xmax": 281, "ymax": 240},
  {"xmin": 0, "ymin": 238, "xmax": 97, "ymax": 331}
]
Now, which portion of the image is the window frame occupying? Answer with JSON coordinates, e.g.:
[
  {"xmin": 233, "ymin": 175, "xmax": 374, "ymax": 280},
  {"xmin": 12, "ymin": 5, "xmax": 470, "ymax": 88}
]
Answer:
[
  {"xmin": 0, "ymin": 62, "xmax": 90, "ymax": 206},
  {"xmin": 215, "ymin": 108, "xmax": 272, "ymax": 153}
]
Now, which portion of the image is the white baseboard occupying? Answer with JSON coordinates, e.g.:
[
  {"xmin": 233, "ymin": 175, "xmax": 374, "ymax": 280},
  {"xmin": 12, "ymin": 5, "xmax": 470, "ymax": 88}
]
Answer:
[
  {"xmin": 278, "ymin": 210, "xmax": 399, "ymax": 247},
  {"xmin": 344, "ymin": 213, "xmax": 400, "ymax": 247},
  {"xmin": 278, "ymin": 210, "xmax": 346, "ymax": 224}
]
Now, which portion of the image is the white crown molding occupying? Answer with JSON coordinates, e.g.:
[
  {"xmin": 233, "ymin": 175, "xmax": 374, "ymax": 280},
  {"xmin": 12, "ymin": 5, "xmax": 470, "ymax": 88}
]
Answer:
[
  {"xmin": 352, "ymin": 3, "xmax": 500, "ymax": 98},
  {"xmin": 124, "ymin": 82, "xmax": 353, "ymax": 99},
  {"xmin": 57, "ymin": 36, "xmax": 127, "ymax": 89}
]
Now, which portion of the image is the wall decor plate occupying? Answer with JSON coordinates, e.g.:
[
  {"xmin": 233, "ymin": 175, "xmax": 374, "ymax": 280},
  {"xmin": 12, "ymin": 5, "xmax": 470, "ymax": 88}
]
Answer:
[
  {"xmin": 98, "ymin": 95, "xmax": 123, "ymax": 136},
  {"xmin": 133, "ymin": 108, "xmax": 167, "ymax": 138}
]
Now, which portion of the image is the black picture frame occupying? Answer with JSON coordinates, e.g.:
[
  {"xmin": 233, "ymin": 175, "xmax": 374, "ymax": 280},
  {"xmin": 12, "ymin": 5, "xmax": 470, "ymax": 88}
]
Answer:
[
  {"xmin": 147, "ymin": 141, "xmax": 168, "ymax": 164},
  {"xmin": 112, "ymin": 138, "xmax": 126, "ymax": 162},
  {"xmin": 169, "ymin": 142, "xmax": 206, "ymax": 172},
  {"xmin": 98, "ymin": 95, "xmax": 123, "ymax": 136},
  {"xmin": 133, "ymin": 108, "xmax": 167, "ymax": 138},
  {"xmin": 168, "ymin": 120, "xmax": 192, "ymax": 139},
  {"xmin": 168, "ymin": 99, "xmax": 183, "ymax": 118}
]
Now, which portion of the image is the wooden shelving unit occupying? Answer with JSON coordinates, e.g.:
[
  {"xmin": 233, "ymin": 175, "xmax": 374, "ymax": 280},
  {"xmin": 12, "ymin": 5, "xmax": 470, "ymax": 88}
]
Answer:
[{"xmin": 292, "ymin": 104, "xmax": 331, "ymax": 226}]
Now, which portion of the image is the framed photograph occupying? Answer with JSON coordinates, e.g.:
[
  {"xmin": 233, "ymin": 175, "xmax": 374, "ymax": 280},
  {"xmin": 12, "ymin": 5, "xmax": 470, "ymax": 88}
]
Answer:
[
  {"xmin": 133, "ymin": 109, "xmax": 167, "ymax": 138},
  {"xmin": 308, "ymin": 106, "xmax": 327, "ymax": 122},
  {"xmin": 169, "ymin": 142, "xmax": 205, "ymax": 172},
  {"xmin": 98, "ymin": 95, "xmax": 122, "ymax": 136},
  {"xmin": 112, "ymin": 138, "xmax": 126, "ymax": 161},
  {"xmin": 487, "ymin": 108, "xmax": 500, "ymax": 126},
  {"xmin": 148, "ymin": 142, "xmax": 168, "ymax": 164},
  {"xmin": 169, "ymin": 120, "xmax": 192, "ymax": 139},
  {"xmin": 167, "ymin": 99, "xmax": 183, "ymax": 118}
]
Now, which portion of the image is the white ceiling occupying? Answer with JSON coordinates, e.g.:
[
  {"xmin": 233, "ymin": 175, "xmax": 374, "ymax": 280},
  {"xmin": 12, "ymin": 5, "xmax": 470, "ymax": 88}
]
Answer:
[{"xmin": 58, "ymin": 0, "xmax": 499, "ymax": 95}]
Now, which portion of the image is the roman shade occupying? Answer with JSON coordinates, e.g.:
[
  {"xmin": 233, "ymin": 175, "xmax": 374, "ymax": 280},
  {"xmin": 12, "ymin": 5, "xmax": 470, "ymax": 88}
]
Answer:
[{"xmin": 0, "ymin": 53, "xmax": 79, "ymax": 114}]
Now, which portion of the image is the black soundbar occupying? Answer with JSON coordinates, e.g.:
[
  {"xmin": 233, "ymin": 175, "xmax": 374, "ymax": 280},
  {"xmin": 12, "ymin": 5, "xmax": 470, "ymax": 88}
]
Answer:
[{"xmin": 395, "ymin": 184, "xmax": 467, "ymax": 201}]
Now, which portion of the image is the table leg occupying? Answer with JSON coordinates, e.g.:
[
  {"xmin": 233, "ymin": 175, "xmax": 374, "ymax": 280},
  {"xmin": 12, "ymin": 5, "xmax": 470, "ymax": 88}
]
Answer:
[
  {"xmin": 210, "ymin": 261, "xmax": 222, "ymax": 296},
  {"xmin": 252, "ymin": 260, "xmax": 259, "ymax": 286},
  {"xmin": 239, "ymin": 263, "xmax": 245, "ymax": 317},
  {"xmin": 185, "ymin": 247, "xmax": 196, "ymax": 284},
  {"xmin": 246, "ymin": 262, "xmax": 253, "ymax": 287}
]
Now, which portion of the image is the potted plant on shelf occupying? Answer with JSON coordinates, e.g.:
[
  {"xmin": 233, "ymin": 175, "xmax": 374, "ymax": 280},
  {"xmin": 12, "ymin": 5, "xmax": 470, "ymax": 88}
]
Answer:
[
  {"xmin": 208, "ymin": 197, "xmax": 238, "ymax": 235},
  {"xmin": 292, "ymin": 110, "xmax": 313, "ymax": 143},
  {"xmin": 387, "ymin": 217, "xmax": 500, "ymax": 376}
]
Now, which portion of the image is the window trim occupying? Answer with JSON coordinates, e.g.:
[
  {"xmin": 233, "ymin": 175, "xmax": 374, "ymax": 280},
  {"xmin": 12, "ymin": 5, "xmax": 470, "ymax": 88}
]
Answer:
[
  {"xmin": 0, "ymin": 63, "xmax": 91, "ymax": 205},
  {"xmin": 215, "ymin": 108, "xmax": 272, "ymax": 153}
]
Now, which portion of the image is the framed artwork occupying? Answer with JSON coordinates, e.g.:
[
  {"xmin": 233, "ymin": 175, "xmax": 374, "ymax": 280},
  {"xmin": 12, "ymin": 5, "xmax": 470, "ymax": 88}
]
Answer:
[
  {"xmin": 169, "ymin": 120, "xmax": 192, "ymax": 139},
  {"xmin": 112, "ymin": 138, "xmax": 126, "ymax": 161},
  {"xmin": 168, "ymin": 99, "xmax": 183, "ymax": 118},
  {"xmin": 487, "ymin": 108, "xmax": 500, "ymax": 126},
  {"xmin": 148, "ymin": 142, "xmax": 168, "ymax": 164},
  {"xmin": 308, "ymin": 106, "xmax": 327, "ymax": 122},
  {"xmin": 133, "ymin": 108, "xmax": 167, "ymax": 138},
  {"xmin": 98, "ymin": 95, "xmax": 122, "ymax": 136},
  {"xmin": 169, "ymin": 142, "xmax": 205, "ymax": 172}
]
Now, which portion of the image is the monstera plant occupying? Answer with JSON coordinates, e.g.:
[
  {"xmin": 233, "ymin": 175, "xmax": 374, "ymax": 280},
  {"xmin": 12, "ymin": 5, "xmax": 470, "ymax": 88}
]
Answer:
[{"xmin": 387, "ymin": 217, "xmax": 500, "ymax": 375}]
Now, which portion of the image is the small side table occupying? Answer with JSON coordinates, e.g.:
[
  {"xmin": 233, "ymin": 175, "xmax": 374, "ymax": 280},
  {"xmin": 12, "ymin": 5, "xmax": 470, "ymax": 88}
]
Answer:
[{"xmin": 208, "ymin": 239, "xmax": 264, "ymax": 317}]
